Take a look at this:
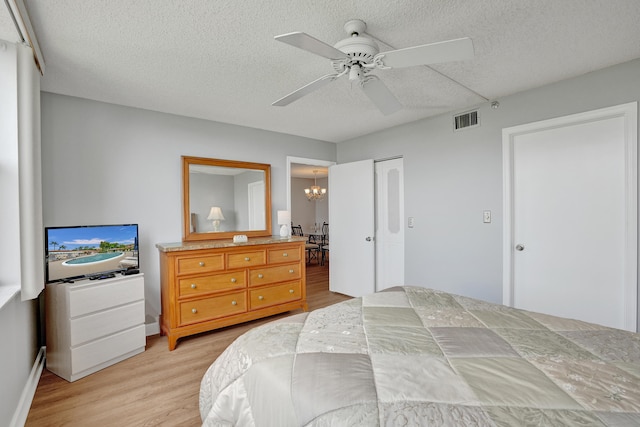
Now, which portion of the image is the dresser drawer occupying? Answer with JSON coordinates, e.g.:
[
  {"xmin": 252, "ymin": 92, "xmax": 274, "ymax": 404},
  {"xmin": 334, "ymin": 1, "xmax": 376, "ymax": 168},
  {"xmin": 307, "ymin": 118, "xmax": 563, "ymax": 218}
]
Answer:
[
  {"xmin": 71, "ymin": 325, "xmax": 145, "ymax": 375},
  {"xmin": 227, "ymin": 250, "xmax": 266, "ymax": 269},
  {"xmin": 176, "ymin": 254, "xmax": 224, "ymax": 275},
  {"xmin": 179, "ymin": 291, "xmax": 247, "ymax": 326},
  {"xmin": 69, "ymin": 276, "xmax": 144, "ymax": 318},
  {"xmin": 70, "ymin": 300, "xmax": 144, "ymax": 347},
  {"xmin": 268, "ymin": 246, "xmax": 302, "ymax": 264},
  {"xmin": 250, "ymin": 281, "xmax": 302, "ymax": 309},
  {"xmin": 179, "ymin": 272, "xmax": 245, "ymax": 297},
  {"xmin": 249, "ymin": 263, "xmax": 301, "ymax": 286}
]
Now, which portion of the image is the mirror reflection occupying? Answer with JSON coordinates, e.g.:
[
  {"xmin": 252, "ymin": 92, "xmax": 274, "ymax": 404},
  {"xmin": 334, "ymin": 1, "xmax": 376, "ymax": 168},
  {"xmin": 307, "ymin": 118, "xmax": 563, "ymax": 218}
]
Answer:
[
  {"xmin": 182, "ymin": 157, "xmax": 272, "ymax": 241},
  {"xmin": 189, "ymin": 165, "xmax": 266, "ymax": 233}
]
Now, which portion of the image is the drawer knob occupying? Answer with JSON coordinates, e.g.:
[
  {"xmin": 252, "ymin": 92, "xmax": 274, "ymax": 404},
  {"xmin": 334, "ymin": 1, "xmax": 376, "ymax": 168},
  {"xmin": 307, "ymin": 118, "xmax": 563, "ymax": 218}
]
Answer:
[
  {"xmin": 258, "ymin": 274, "xmax": 263, "ymax": 279},
  {"xmin": 199, "ymin": 261, "xmax": 205, "ymax": 267},
  {"xmin": 283, "ymin": 253, "xmax": 288, "ymax": 257},
  {"xmin": 231, "ymin": 278, "xmax": 237, "ymax": 283},
  {"xmin": 244, "ymin": 257, "xmax": 250, "ymax": 261},
  {"xmin": 191, "ymin": 283, "xmax": 197, "ymax": 289},
  {"xmin": 289, "ymin": 289, "xmax": 294, "ymax": 294},
  {"xmin": 258, "ymin": 295, "xmax": 264, "ymax": 300},
  {"xmin": 191, "ymin": 308, "xmax": 197, "ymax": 314},
  {"xmin": 231, "ymin": 300, "xmax": 237, "ymax": 306},
  {"xmin": 289, "ymin": 269, "xmax": 294, "ymax": 273}
]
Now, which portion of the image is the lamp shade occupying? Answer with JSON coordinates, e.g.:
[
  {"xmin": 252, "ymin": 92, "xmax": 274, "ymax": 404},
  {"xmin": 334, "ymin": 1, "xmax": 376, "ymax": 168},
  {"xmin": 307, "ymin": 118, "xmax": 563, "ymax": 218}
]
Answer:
[
  {"xmin": 207, "ymin": 207, "xmax": 225, "ymax": 221},
  {"xmin": 277, "ymin": 210, "xmax": 291, "ymax": 225}
]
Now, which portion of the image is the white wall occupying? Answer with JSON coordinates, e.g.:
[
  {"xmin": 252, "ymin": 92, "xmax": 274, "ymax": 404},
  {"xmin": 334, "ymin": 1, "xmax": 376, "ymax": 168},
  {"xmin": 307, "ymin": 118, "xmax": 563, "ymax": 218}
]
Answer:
[
  {"xmin": 338, "ymin": 57, "xmax": 640, "ymax": 327},
  {"xmin": 315, "ymin": 177, "xmax": 329, "ymax": 227},
  {"xmin": 291, "ymin": 178, "xmax": 316, "ymax": 232},
  {"xmin": 40, "ymin": 93, "xmax": 336, "ymax": 319},
  {"xmin": 291, "ymin": 177, "xmax": 328, "ymax": 234}
]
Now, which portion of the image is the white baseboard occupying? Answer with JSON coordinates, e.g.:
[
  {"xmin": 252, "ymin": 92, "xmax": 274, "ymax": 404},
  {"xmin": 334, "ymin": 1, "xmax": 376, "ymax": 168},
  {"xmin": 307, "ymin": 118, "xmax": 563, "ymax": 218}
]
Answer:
[
  {"xmin": 10, "ymin": 346, "xmax": 45, "ymax": 427},
  {"xmin": 145, "ymin": 317, "xmax": 159, "ymax": 336}
]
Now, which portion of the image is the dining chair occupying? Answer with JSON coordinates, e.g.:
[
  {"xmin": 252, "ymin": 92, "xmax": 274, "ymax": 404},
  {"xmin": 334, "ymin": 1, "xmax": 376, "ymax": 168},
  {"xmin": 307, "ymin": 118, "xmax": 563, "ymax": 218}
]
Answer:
[
  {"xmin": 320, "ymin": 222, "xmax": 329, "ymax": 265},
  {"xmin": 305, "ymin": 233, "xmax": 321, "ymax": 264},
  {"xmin": 292, "ymin": 225, "xmax": 320, "ymax": 263},
  {"xmin": 291, "ymin": 225, "xmax": 303, "ymax": 236}
]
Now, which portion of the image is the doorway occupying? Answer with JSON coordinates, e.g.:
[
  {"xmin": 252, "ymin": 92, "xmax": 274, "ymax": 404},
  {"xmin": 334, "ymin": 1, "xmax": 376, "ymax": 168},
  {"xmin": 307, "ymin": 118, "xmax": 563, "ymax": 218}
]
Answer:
[
  {"xmin": 503, "ymin": 102, "xmax": 637, "ymax": 331},
  {"xmin": 287, "ymin": 156, "xmax": 335, "ymax": 272}
]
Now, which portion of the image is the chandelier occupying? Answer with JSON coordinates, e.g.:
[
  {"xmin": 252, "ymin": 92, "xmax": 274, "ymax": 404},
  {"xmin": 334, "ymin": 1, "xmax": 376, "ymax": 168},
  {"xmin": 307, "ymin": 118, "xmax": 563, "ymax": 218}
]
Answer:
[{"xmin": 305, "ymin": 170, "xmax": 327, "ymax": 201}]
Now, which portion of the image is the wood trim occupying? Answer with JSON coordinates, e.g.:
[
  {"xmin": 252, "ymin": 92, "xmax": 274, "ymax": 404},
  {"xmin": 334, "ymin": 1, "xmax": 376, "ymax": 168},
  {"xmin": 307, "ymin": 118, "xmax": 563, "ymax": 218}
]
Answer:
[{"xmin": 182, "ymin": 156, "xmax": 272, "ymax": 241}]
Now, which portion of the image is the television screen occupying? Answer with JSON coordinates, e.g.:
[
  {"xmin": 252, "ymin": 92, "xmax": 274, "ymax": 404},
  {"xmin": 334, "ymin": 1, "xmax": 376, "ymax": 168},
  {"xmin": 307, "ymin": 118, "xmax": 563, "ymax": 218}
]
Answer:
[{"xmin": 45, "ymin": 224, "xmax": 139, "ymax": 283}]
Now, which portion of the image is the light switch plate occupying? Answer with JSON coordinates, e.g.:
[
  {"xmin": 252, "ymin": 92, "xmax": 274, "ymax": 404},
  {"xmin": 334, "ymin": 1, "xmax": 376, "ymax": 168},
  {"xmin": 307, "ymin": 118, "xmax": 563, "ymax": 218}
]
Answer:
[
  {"xmin": 483, "ymin": 211, "xmax": 491, "ymax": 223},
  {"xmin": 408, "ymin": 217, "xmax": 415, "ymax": 228}
]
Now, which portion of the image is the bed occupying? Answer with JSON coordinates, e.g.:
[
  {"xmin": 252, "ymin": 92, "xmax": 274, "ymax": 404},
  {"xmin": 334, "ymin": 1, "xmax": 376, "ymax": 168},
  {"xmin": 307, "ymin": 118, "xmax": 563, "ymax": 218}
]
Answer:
[{"xmin": 199, "ymin": 286, "xmax": 640, "ymax": 426}]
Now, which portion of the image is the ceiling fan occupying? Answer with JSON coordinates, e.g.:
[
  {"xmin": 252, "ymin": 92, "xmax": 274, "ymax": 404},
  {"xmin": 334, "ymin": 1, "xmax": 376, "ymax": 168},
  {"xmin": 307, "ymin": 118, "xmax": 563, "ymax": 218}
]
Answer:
[{"xmin": 272, "ymin": 19, "xmax": 474, "ymax": 115}]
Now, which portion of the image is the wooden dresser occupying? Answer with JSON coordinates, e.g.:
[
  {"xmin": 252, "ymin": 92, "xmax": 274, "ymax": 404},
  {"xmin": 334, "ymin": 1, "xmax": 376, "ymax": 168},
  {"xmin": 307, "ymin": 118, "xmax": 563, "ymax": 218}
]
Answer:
[{"xmin": 157, "ymin": 237, "xmax": 307, "ymax": 350}]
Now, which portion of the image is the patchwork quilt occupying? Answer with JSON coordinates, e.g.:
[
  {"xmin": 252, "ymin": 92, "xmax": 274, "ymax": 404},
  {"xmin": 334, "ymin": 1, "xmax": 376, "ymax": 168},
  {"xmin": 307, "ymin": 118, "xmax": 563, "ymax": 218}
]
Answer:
[{"xmin": 199, "ymin": 286, "xmax": 640, "ymax": 426}]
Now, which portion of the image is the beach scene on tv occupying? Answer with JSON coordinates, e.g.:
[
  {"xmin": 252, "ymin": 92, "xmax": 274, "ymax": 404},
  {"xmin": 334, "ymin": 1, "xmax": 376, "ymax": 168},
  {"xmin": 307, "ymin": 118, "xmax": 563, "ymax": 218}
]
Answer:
[{"xmin": 46, "ymin": 224, "xmax": 139, "ymax": 281}]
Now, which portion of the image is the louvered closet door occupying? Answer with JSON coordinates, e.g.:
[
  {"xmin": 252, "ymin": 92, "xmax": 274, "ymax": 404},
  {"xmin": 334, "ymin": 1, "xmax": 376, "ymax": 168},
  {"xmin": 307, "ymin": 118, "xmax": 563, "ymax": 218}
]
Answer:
[{"xmin": 375, "ymin": 158, "xmax": 404, "ymax": 292}]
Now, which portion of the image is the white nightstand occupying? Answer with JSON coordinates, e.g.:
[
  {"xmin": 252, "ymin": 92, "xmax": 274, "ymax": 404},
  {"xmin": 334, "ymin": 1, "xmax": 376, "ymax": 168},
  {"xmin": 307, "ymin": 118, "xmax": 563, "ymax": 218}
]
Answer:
[{"xmin": 45, "ymin": 274, "xmax": 146, "ymax": 382}]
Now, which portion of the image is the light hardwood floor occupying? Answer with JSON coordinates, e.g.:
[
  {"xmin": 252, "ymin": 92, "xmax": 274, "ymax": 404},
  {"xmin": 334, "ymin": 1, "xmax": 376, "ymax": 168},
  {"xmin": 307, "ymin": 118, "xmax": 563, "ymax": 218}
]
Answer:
[{"xmin": 26, "ymin": 262, "xmax": 349, "ymax": 426}]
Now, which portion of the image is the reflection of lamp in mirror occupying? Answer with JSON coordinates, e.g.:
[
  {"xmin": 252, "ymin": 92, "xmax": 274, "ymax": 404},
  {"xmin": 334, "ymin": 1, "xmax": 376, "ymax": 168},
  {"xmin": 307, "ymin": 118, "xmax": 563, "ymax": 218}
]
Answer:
[
  {"xmin": 277, "ymin": 210, "xmax": 291, "ymax": 237},
  {"xmin": 207, "ymin": 207, "xmax": 225, "ymax": 232}
]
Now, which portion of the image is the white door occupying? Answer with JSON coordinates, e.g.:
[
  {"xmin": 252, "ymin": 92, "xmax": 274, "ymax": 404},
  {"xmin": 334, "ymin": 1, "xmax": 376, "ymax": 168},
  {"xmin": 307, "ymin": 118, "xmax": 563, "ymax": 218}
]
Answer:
[
  {"xmin": 503, "ymin": 103, "xmax": 637, "ymax": 331},
  {"xmin": 329, "ymin": 160, "xmax": 375, "ymax": 297},
  {"xmin": 375, "ymin": 158, "xmax": 404, "ymax": 291},
  {"xmin": 248, "ymin": 181, "xmax": 265, "ymax": 230}
]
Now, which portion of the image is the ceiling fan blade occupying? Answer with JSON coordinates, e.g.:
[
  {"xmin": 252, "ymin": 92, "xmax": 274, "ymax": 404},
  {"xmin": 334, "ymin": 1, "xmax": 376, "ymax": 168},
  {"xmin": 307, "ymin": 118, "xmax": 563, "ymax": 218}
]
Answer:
[
  {"xmin": 272, "ymin": 74, "xmax": 340, "ymax": 107},
  {"xmin": 375, "ymin": 37, "xmax": 474, "ymax": 69},
  {"xmin": 275, "ymin": 32, "xmax": 349, "ymax": 61},
  {"xmin": 360, "ymin": 76, "xmax": 402, "ymax": 115}
]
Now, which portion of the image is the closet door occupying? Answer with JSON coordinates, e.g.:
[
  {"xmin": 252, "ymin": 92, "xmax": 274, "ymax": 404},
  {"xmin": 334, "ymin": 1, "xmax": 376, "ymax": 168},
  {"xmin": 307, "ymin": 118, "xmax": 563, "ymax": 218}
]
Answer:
[
  {"xmin": 375, "ymin": 158, "xmax": 404, "ymax": 292},
  {"xmin": 503, "ymin": 103, "xmax": 637, "ymax": 331}
]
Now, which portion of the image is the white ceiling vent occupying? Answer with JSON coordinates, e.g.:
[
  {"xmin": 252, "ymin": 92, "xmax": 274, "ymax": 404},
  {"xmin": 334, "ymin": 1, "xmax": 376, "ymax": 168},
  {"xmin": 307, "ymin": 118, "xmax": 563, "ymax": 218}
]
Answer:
[{"xmin": 453, "ymin": 110, "xmax": 479, "ymax": 131}]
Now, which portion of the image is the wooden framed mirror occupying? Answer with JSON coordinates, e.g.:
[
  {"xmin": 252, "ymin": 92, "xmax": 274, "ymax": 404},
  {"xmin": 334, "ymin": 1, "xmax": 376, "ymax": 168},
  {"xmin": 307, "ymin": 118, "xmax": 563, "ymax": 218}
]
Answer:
[{"xmin": 182, "ymin": 156, "xmax": 272, "ymax": 241}]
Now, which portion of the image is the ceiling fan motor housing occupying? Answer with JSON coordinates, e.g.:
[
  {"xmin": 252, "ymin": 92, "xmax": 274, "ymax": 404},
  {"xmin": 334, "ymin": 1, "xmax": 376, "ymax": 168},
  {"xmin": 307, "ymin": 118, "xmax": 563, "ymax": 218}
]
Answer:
[{"xmin": 332, "ymin": 36, "xmax": 379, "ymax": 73}]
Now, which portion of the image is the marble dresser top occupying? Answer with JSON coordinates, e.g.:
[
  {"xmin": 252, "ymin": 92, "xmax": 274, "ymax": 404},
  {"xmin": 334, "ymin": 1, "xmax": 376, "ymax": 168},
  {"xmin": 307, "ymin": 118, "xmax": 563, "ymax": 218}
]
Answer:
[{"xmin": 156, "ymin": 236, "xmax": 306, "ymax": 252}]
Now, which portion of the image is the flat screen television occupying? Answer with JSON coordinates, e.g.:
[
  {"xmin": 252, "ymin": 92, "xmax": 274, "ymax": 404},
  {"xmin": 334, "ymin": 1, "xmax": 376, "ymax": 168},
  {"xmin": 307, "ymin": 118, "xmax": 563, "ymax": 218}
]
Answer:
[{"xmin": 45, "ymin": 224, "xmax": 139, "ymax": 283}]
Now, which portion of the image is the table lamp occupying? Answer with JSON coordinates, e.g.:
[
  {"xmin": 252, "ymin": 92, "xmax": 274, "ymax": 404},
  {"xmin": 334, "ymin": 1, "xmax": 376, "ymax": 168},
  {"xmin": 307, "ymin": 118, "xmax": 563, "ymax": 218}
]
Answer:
[
  {"xmin": 277, "ymin": 210, "xmax": 291, "ymax": 237},
  {"xmin": 207, "ymin": 207, "xmax": 225, "ymax": 232}
]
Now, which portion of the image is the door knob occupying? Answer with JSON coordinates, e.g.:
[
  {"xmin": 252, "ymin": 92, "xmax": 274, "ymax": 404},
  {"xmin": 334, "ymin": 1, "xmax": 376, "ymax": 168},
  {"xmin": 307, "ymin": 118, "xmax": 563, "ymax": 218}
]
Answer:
[
  {"xmin": 515, "ymin": 244, "xmax": 525, "ymax": 251},
  {"xmin": 365, "ymin": 236, "xmax": 372, "ymax": 242}
]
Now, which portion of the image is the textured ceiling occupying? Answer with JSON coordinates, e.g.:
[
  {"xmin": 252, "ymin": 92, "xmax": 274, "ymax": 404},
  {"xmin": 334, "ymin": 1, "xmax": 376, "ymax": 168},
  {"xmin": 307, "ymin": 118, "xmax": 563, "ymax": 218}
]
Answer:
[{"xmin": 2, "ymin": 1, "xmax": 640, "ymax": 143}]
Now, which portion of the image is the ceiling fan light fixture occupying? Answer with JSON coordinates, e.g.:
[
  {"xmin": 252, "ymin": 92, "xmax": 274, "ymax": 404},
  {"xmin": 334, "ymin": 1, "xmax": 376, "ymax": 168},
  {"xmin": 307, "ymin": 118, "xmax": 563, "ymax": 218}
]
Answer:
[{"xmin": 348, "ymin": 64, "xmax": 362, "ymax": 81}]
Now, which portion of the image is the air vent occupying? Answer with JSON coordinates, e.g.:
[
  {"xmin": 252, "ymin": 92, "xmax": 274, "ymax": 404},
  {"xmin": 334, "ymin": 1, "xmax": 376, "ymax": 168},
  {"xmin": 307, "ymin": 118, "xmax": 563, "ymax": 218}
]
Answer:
[{"xmin": 453, "ymin": 110, "xmax": 479, "ymax": 131}]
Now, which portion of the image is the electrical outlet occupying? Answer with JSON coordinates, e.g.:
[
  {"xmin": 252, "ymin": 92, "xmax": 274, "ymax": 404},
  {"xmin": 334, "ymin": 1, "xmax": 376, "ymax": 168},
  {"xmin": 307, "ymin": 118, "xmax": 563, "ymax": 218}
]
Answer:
[{"xmin": 483, "ymin": 210, "xmax": 491, "ymax": 223}]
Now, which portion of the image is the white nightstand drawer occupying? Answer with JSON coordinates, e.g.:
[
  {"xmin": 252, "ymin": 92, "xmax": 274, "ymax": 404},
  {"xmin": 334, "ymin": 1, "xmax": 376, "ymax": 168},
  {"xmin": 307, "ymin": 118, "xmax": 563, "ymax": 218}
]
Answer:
[
  {"xmin": 70, "ymin": 300, "xmax": 145, "ymax": 347},
  {"xmin": 69, "ymin": 276, "xmax": 144, "ymax": 317},
  {"xmin": 71, "ymin": 325, "xmax": 145, "ymax": 375}
]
